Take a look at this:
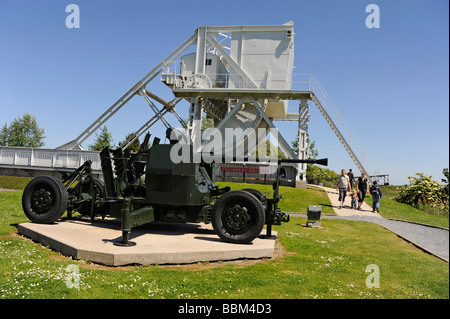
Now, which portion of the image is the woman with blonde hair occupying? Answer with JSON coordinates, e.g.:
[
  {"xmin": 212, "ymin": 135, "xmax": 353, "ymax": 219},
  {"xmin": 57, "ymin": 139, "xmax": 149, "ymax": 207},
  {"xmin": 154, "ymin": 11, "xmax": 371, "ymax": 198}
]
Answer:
[{"xmin": 336, "ymin": 169, "xmax": 351, "ymax": 208}]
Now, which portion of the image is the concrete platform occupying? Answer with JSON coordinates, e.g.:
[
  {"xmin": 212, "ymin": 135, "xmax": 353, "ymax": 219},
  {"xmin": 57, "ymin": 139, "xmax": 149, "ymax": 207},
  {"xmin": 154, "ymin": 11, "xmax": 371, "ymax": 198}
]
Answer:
[{"xmin": 17, "ymin": 218, "xmax": 277, "ymax": 266}]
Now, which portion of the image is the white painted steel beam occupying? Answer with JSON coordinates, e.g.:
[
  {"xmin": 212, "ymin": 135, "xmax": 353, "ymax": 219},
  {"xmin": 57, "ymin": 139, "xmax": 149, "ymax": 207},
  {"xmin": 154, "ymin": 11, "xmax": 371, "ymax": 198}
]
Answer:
[
  {"xmin": 206, "ymin": 33, "xmax": 257, "ymax": 89},
  {"xmin": 58, "ymin": 32, "xmax": 198, "ymax": 149},
  {"xmin": 250, "ymin": 98, "xmax": 297, "ymax": 159}
]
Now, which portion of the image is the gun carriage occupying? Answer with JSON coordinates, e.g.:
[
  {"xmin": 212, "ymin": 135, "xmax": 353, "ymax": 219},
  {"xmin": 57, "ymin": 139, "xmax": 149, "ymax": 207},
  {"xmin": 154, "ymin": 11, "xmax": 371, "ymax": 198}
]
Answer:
[{"xmin": 22, "ymin": 130, "xmax": 327, "ymax": 246}]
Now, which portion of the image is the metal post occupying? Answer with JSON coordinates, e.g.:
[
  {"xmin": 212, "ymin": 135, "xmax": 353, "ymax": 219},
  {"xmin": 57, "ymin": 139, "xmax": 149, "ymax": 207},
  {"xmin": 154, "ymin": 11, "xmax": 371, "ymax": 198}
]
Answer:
[
  {"xmin": 263, "ymin": 163, "xmax": 281, "ymax": 239},
  {"xmin": 114, "ymin": 197, "xmax": 136, "ymax": 246},
  {"xmin": 296, "ymin": 99, "xmax": 309, "ymax": 188},
  {"xmin": 188, "ymin": 98, "xmax": 204, "ymax": 161}
]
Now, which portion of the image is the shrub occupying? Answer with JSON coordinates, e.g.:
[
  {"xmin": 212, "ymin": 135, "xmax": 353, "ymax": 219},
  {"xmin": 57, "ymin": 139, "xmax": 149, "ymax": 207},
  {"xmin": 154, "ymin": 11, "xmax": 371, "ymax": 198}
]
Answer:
[
  {"xmin": 306, "ymin": 164, "xmax": 339, "ymax": 186},
  {"xmin": 396, "ymin": 173, "xmax": 449, "ymax": 217}
]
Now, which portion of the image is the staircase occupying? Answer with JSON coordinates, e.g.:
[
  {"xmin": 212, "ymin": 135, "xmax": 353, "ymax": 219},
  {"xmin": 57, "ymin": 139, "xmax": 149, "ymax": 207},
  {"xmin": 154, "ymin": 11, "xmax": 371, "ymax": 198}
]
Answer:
[
  {"xmin": 294, "ymin": 75, "xmax": 377, "ymax": 182},
  {"xmin": 203, "ymin": 98, "xmax": 227, "ymax": 121}
]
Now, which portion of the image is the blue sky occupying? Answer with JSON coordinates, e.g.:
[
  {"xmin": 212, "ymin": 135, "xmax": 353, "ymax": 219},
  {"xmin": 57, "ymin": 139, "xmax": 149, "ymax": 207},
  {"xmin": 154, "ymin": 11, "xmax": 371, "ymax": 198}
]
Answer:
[{"xmin": 0, "ymin": 0, "xmax": 448, "ymax": 185}]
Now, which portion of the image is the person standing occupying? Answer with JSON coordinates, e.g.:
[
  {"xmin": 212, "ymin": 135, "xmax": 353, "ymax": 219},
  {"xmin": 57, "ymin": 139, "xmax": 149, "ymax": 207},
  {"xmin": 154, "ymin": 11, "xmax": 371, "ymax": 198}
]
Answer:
[
  {"xmin": 350, "ymin": 189, "xmax": 358, "ymax": 209},
  {"xmin": 348, "ymin": 169, "xmax": 354, "ymax": 189},
  {"xmin": 336, "ymin": 169, "xmax": 351, "ymax": 209},
  {"xmin": 356, "ymin": 172, "xmax": 369, "ymax": 210},
  {"xmin": 370, "ymin": 181, "xmax": 383, "ymax": 213}
]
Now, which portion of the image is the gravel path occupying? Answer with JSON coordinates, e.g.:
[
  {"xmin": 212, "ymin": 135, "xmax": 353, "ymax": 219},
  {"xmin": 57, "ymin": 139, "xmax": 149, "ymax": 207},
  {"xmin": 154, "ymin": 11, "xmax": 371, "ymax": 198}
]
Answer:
[
  {"xmin": 289, "ymin": 213, "xmax": 449, "ymax": 262},
  {"xmin": 289, "ymin": 185, "xmax": 449, "ymax": 262}
]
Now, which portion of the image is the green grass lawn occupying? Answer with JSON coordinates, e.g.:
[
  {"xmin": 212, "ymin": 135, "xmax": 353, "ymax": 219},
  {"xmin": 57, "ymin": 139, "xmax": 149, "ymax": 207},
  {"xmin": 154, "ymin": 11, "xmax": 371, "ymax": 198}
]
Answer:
[
  {"xmin": 0, "ymin": 175, "xmax": 33, "ymax": 190},
  {"xmin": 0, "ymin": 190, "xmax": 448, "ymax": 299}
]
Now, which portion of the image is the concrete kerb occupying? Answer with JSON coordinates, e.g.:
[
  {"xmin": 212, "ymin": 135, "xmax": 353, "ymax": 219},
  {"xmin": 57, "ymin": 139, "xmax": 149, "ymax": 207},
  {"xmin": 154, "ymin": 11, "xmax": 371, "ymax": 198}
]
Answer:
[{"xmin": 17, "ymin": 218, "xmax": 278, "ymax": 266}]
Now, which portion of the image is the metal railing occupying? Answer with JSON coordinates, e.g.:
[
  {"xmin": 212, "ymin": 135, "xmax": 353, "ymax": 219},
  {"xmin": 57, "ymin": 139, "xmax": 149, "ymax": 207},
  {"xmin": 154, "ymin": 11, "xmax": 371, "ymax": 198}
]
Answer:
[
  {"xmin": 0, "ymin": 146, "xmax": 101, "ymax": 173},
  {"xmin": 292, "ymin": 74, "xmax": 378, "ymax": 179},
  {"xmin": 161, "ymin": 61, "xmax": 295, "ymax": 90},
  {"xmin": 161, "ymin": 69, "xmax": 378, "ymax": 178}
]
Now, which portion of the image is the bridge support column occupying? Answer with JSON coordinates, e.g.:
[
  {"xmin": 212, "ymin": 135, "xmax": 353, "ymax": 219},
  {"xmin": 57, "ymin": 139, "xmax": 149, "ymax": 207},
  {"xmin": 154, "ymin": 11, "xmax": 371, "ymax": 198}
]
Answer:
[{"xmin": 295, "ymin": 99, "xmax": 310, "ymax": 189}]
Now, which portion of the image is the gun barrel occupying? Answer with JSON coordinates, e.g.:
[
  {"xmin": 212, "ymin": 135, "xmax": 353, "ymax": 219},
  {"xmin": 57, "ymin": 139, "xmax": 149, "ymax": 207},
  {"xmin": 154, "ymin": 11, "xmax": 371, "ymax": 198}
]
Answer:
[
  {"xmin": 201, "ymin": 153, "xmax": 328, "ymax": 167},
  {"xmin": 279, "ymin": 158, "xmax": 328, "ymax": 166}
]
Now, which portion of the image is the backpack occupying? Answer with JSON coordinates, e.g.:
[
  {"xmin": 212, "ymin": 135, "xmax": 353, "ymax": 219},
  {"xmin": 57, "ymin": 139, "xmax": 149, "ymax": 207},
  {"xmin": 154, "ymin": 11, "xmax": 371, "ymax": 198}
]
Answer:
[{"xmin": 371, "ymin": 185, "xmax": 380, "ymax": 196}]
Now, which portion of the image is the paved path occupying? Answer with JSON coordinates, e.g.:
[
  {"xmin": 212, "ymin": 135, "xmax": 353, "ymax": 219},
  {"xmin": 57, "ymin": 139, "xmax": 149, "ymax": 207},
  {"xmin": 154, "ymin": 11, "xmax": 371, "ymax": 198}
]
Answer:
[
  {"xmin": 0, "ymin": 188, "xmax": 18, "ymax": 191},
  {"xmin": 298, "ymin": 185, "xmax": 449, "ymax": 262},
  {"xmin": 312, "ymin": 185, "xmax": 382, "ymax": 217}
]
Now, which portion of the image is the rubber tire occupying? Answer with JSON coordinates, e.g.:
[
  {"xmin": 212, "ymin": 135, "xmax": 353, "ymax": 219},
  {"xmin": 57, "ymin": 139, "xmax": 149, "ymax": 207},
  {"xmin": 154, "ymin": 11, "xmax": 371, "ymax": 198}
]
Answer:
[
  {"xmin": 241, "ymin": 188, "xmax": 268, "ymax": 210},
  {"xmin": 22, "ymin": 175, "xmax": 68, "ymax": 224},
  {"xmin": 211, "ymin": 190, "xmax": 265, "ymax": 244}
]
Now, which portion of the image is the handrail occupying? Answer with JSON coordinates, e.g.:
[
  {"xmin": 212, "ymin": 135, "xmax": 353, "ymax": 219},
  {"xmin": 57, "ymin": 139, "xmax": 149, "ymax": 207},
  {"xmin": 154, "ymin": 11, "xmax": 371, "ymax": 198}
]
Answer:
[
  {"xmin": 162, "ymin": 69, "xmax": 378, "ymax": 178},
  {"xmin": 0, "ymin": 146, "xmax": 102, "ymax": 172},
  {"xmin": 293, "ymin": 74, "xmax": 378, "ymax": 179}
]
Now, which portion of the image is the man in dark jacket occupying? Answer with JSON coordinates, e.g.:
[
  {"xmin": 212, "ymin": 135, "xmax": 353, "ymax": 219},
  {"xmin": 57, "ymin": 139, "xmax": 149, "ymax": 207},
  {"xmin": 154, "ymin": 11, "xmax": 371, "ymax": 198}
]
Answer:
[
  {"xmin": 348, "ymin": 169, "xmax": 354, "ymax": 189},
  {"xmin": 370, "ymin": 181, "xmax": 383, "ymax": 213}
]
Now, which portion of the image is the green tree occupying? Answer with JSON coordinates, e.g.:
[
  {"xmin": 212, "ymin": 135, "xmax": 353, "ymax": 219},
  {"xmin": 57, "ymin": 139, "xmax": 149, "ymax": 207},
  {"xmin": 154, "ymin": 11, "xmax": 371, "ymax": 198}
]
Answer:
[
  {"xmin": 88, "ymin": 126, "xmax": 115, "ymax": 151},
  {"xmin": 119, "ymin": 133, "xmax": 141, "ymax": 152},
  {"xmin": 255, "ymin": 139, "xmax": 286, "ymax": 159},
  {"xmin": 442, "ymin": 168, "xmax": 449, "ymax": 196},
  {"xmin": 201, "ymin": 117, "xmax": 215, "ymax": 130},
  {"xmin": 291, "ymin": 133, "xmax": 318, "ymax": 159},
  {"xmin": 306, "ymin": 164, "xmax": 339, "ymax": 186},
  {"xmin": 182, "ymin": 116, "xmax": 214, "ymax": 130},
  {"xmin": 292, "ymin": 133, "xmax": 329, "ymax": 184},
  {"xmin": 0, "ymin": 113, "xmax": 45, "ymax": 147}
]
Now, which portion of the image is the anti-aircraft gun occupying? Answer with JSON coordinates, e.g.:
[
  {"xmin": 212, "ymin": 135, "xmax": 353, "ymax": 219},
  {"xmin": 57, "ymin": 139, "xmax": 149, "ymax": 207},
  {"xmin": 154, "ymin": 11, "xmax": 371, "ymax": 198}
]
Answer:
[{"xmin": 21, "ymin": 131, "xmax": 328, "ymax": 246}]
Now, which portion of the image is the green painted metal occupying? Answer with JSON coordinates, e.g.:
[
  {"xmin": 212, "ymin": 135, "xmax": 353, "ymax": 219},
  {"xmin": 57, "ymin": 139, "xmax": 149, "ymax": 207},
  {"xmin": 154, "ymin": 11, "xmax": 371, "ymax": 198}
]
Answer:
[{"xmin": 146, "ymin": 144, "xmax": 210, "ymax": 206}]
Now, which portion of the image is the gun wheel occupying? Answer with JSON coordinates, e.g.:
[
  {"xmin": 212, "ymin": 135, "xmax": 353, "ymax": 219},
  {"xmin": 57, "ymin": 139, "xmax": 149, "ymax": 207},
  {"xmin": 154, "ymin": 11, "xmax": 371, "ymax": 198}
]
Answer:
[
  {"xmin": 241, "ymin": 188, "xmax": 268, "ymax": 211},
  {"xmin": 73, "ymin": 178, "xmax": 107, "ymax": 216},
  {"xmin": 22, "ymin": 176, "xmax": 68, "ymax": 224},
  {"xmin": 211, "ymin": 190, "xmax": 265, "ymax": 244}
]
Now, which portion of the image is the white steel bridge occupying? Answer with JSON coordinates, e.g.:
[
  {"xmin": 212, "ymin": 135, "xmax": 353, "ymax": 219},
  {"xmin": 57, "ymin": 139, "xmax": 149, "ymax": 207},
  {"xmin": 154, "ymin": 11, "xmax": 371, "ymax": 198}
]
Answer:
[{"xmin": 0, "ymin": 22, "xmax": 379, "ymax": 185}]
